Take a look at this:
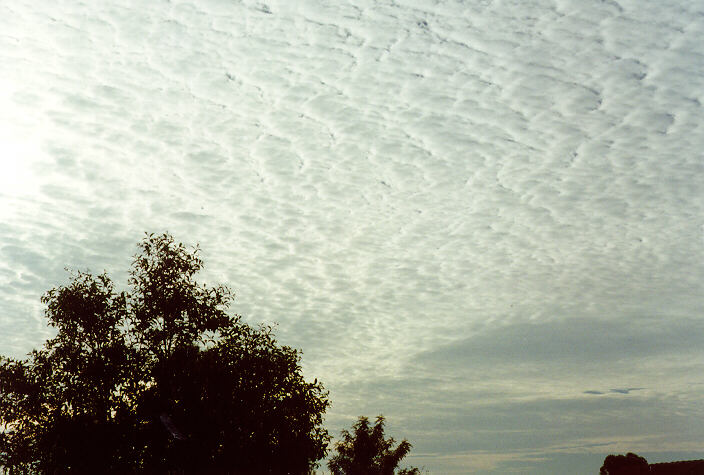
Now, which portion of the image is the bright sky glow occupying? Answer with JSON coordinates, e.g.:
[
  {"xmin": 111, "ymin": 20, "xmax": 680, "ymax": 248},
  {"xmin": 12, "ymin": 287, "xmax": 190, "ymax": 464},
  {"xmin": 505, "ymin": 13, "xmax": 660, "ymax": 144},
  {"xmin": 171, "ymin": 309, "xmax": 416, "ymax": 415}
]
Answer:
[
  {"xmin": 1, "ymin": 0, "xmax": 703, "ymax": 473},
  {"xmin": 0, "ymin": 80, "xmax": 42, "ymax": 199}
]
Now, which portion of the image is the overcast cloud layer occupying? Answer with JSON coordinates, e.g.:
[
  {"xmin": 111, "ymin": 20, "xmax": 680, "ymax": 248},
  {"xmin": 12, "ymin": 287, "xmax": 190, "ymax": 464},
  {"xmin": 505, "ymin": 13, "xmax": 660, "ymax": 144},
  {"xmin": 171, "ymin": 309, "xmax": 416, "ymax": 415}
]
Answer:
[{"xmin": 1, "ymin": 0, "xmax": 703, "ymax": 472}]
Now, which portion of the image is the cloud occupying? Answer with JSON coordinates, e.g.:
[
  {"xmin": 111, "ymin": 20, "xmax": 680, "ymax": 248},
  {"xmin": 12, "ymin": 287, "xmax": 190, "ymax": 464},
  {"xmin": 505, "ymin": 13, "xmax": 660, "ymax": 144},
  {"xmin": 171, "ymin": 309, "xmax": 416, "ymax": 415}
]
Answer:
[
  {"xmin": 610, "ymin": 388, "xmax": 645, "ymax": 395},
  {"xmin": 1, "ymin": 0, "xmax": 703, "ymax": 472},
  {"xmin": 414, "ymin": 317, "xmax": 704, "ymax": 370},
  {"xmin": 583, "ymin": 388, "xmax": 648, "ymax": 396}
]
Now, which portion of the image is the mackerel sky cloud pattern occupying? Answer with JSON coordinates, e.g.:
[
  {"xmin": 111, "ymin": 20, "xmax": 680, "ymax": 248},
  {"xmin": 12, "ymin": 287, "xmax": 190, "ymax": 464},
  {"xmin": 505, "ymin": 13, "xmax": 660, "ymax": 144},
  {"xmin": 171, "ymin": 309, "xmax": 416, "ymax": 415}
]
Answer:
[{"xmin": 1, "ymin": 0, "xmax": 703, "ymax": 472}]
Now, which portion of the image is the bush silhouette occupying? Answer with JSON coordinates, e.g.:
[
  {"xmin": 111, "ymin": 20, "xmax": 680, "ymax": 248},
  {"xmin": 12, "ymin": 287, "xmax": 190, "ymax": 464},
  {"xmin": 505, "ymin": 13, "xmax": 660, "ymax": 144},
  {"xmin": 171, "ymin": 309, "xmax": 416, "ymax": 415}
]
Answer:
[{"xmin": 600, "ymin": 452, "xmax": 650, "ymax": 475}]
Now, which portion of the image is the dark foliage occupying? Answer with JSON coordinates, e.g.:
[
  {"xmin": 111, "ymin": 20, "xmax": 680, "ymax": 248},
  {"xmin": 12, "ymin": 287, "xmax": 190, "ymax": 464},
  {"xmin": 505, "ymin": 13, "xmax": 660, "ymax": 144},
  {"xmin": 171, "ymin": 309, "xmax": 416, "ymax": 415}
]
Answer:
[
  {"xmin": 600, "ymin": 452, "xmax": 650, "ymax": 475},
  {"xmin": 0, "ymin": 233, "xmax": 330, "ymax": 474},
  {"xmin": 328, "ymin": 415, "xmax": 420, "ymax": 475}
]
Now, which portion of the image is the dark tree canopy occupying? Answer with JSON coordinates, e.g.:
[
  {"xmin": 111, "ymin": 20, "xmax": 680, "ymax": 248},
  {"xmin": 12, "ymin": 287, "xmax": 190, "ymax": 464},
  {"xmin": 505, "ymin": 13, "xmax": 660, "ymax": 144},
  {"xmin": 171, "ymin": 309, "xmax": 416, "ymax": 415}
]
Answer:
[
  {"xmin": 328, "ymin": 415, "xmax": 420, "ymax": 475},
  {"xmin": 600, "ymin": 452, "xmax": 650, "ymax": 475},
  {"xmin": 0, "ymin": 232, "xmax": 330, "ymax": 474}
]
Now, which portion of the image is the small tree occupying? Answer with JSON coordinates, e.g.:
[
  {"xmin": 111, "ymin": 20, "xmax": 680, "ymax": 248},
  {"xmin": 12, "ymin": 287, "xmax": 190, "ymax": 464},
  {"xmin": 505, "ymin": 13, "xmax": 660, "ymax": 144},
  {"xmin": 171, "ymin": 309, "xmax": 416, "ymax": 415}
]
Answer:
[
  {"xmin": 0, "ymin": 232, "xmax": 330, "ymax": 474},
  {"xmin": 328, "ymin": 415, "xmax": 420, "ymax": 475},
  {"xmin": 600, "ymin": 452, "xmax": 649, "ymax": 475}
]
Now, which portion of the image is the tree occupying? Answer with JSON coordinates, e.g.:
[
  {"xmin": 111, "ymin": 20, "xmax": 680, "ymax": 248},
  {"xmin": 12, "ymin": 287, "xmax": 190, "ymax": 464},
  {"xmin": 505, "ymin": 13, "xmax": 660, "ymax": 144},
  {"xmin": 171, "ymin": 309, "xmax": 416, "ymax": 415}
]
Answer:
[
  {"xmin": 600, "ymin": 452, "xmax": 650, "ymax": 475},
  {"xmin": 0, "ymin": 232, "xmax": 330, "ymax": 474},
  {"xmin": 328, "ymin": 415, "xmax": 421, "ymax": 475}
]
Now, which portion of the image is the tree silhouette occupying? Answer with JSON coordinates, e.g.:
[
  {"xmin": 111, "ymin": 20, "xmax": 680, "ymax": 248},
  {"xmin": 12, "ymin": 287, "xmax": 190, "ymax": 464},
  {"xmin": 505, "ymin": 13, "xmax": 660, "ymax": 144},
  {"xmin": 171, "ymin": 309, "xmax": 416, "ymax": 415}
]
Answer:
[
  {"xmin": 0, "ymin": 232, "xmax": 330, "ymax": 474},
  {"xmin": 600, "ymin": 452, "xmax": 650, "ymax": 475},
  {"xmin": 328, "ymin": 415, "xmax": 420, "ymax": 475}
]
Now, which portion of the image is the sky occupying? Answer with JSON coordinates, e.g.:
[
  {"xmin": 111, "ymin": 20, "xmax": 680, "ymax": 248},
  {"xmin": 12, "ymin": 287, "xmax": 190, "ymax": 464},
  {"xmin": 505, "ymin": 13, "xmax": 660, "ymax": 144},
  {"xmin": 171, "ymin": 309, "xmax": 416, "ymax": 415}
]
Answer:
[{"xmin": 1, "ymin": 0, "xmax": 703, "ymax": 472}]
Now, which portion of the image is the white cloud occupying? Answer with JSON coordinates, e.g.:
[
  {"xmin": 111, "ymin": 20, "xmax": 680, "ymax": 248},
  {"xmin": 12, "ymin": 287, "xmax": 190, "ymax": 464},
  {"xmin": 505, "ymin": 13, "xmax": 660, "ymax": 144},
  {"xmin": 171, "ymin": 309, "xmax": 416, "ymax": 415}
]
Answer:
[{"xmin": 1, "ymin": 0, "xmax": 703, "ymax": 472}]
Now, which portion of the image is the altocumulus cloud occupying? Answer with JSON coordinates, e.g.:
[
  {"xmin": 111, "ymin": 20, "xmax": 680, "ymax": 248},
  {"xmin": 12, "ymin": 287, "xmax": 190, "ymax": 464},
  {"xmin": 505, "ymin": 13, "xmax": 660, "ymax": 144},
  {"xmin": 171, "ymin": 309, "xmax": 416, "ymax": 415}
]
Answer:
[{"xmin": 1, "ymin": 0, "xmax": 703, "ymax": 473}]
